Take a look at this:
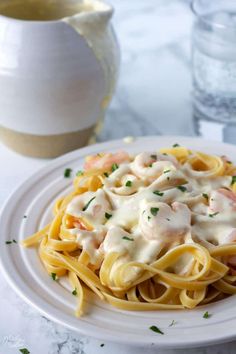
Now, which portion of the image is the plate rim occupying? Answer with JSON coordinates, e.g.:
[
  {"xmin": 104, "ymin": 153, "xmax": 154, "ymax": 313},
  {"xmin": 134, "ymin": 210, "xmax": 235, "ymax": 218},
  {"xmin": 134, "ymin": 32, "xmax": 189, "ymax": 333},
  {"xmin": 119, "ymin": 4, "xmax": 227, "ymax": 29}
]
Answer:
[{"xmin": 1, "ymin": 135, "xmax": 236, "ymax": 348}]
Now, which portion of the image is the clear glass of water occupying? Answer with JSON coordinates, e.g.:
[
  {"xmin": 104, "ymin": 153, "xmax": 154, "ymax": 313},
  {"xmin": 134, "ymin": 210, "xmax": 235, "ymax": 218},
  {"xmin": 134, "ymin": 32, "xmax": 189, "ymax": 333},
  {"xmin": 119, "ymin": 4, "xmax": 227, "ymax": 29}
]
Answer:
[{"xmin": 191, "ymin": 0, "xmax": 236, "ymax": 143}]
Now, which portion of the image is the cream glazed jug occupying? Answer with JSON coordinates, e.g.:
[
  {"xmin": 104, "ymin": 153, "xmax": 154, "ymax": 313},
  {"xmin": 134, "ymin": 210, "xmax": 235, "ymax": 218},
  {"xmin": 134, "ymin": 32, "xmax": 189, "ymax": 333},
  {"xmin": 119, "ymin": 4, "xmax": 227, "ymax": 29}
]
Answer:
[{"xmin": 0, "ymin": 0, "xmax": 119, "ymax": 157}]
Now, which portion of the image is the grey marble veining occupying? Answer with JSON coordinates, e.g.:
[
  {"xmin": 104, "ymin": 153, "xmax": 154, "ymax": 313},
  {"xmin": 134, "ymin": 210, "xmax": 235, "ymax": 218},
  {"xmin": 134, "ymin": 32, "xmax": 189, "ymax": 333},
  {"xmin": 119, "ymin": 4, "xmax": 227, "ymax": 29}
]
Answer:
[
  {"xmin": 96, "ymin": 0, "xmax": 194, "ymax": 142},
  {"xmin": 1, "ymin": 0, "xmax": 236, "ymax": 353}
]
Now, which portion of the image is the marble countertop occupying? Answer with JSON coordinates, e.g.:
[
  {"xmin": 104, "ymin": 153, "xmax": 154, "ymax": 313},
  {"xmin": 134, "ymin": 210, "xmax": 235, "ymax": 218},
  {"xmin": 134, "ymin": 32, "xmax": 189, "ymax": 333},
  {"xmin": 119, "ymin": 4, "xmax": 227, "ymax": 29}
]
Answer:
[{"xmin": 1, "ymin": 0, "xmax": 236, "ymax": 353}]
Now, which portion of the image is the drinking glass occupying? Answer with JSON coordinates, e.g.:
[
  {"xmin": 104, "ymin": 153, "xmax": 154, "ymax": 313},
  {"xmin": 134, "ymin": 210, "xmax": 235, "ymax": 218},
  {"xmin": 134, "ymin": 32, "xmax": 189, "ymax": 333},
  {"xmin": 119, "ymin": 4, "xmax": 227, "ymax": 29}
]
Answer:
[{"xmin": 191, "ymin": 0, "xmax": 236, "ymax": 143}]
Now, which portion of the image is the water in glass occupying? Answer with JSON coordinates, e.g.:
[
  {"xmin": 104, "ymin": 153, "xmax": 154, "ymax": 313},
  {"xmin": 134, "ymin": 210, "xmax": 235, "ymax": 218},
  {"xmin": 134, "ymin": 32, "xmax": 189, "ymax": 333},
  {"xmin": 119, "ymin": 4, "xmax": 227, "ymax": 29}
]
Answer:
[{"xmin": 192, "ymin": 7, "xmax": 236, "ymax": 143}]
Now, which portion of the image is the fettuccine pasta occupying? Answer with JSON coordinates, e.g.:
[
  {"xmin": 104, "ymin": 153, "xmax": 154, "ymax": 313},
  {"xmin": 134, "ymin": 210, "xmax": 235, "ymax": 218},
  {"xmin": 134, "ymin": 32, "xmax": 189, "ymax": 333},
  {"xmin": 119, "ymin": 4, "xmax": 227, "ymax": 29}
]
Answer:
[{"xmin": 22, "ymin": 146, "xmax": 236, "ymax": 316}]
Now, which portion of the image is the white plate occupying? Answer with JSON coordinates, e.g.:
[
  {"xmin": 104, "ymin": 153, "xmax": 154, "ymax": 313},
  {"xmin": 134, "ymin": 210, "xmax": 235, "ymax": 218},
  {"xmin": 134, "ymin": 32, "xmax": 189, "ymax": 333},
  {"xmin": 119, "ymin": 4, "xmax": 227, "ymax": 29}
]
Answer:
[{"xmin": 1, "ymin": 136, "xmax": 236, "ymax": 349}]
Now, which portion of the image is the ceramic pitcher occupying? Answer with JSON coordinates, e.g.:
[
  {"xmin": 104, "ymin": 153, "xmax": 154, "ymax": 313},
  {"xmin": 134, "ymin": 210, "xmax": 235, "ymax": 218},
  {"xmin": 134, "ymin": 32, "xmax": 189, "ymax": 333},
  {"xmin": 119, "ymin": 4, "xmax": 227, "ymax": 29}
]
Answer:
[{"xmin": 0, "ymin": 0, "xmax": 120, "ymax": 157}]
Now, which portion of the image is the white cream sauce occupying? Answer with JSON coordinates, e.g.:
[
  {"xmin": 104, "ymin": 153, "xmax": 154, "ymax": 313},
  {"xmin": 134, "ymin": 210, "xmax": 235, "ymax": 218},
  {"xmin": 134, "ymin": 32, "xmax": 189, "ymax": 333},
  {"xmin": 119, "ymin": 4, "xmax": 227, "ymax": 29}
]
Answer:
[
  {"xmin": 66, "ymin": 151, "xmax": 234, "ymax": 269},
  {"xmin": 66, "ymin": 188, "xmax": 112, "ymax": 226}
]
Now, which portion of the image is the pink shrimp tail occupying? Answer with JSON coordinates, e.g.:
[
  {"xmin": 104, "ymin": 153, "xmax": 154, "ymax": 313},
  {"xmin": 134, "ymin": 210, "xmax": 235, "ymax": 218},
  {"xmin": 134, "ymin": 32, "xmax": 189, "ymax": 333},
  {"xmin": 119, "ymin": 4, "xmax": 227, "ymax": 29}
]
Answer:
[{"xmin": 84, "ymin": 151, "xmax": 130, "ymax": 171}]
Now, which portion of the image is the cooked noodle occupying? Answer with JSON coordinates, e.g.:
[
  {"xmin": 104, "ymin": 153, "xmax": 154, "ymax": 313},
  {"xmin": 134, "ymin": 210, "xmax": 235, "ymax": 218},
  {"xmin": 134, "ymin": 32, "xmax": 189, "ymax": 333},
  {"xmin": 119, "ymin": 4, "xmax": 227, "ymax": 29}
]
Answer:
[{"xmin": 22, "ymin": 147, "xmax": 236, "ymax": 316}]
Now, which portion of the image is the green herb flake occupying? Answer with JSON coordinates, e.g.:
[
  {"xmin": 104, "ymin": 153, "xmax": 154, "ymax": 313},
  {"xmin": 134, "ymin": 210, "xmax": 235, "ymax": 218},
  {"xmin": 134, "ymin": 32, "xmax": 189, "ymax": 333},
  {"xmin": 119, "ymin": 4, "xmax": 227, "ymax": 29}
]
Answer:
[
  {"xmin": 149, "ymin": 163, "xmax": 153, "ymax": 168},
  {"xmin": 166, "ymin": 218, "xmax": 170, "ymax": 221},
  {"xmin": 23, "ymin": 215, "xmax": 27, "ymax": 219},
  {"xmin": 148, "ymin": 216, "xmax": 151, "ymax": 221},
  {"xmin": 163, "ymin": 153, "xmax": 168, "ymax": 156},
  {"xmin": 177, "ymin": 185, "xmax": 187, "ymax": 192},
  {"xmin": 100, "ymin": 343, "xmax": 105, "ymax": 347},
  {"xmin": 122, "ymin": 236, "xmax": 134, "ymax": 241},
  {"xmin": 163, "ymin": 169, "xmax": 171, "ymax": 174},
  {"xmin": 203, "ymin": 311, "xmax": 211, "ymax": 319},
  {"xmin": 13, "ymin": 239, "xmax": 17, "ymax": 244},
  {"xmin": 167, "ymin": 177, "xmax": 170, "ymax": 181},
  {"xmin": 202, "ymin": 193, "xmax": 209, "ymax": 201},
  {"xmin": 173, "ymin": 143, "xmax": 180, "ymax": 148},
  {"xmin": 227, "ymin": 160, "xmax": 232, "ymax": 164},
  {"xmin": 150, "ymin": 154, "xmax": 157, "ymax": 160},
  {"xmin": 150, "ymin": 207, "xmax": 159, "ymax": 216},
  {"xmin": 125, "ymin": 180, "xmax": 132, "ymax": 187},
  {"xmin": 105, "ymin": 212, "xmax": 112, "ymax": 220},
  {"xmin": 72, "ymin": 288, "xmax": 77, "ymax": 296},
  {"xmin": 51, "ymin": 273, "xmax": 57, "ymax": 281},
  {"xmin": 5, "ymin": 241, "xmax": 12, "ymax": 245},
  {"xmin": 104, "ymin": 172, "xmax": 109, "ymax": 178},
  {"xmin": 82, "ymin": 197, "xmax": 96, "ymax": 211},
  {"xmin": 153, "ymin": 190, "xmax": 164, "ymax": 197},
  {"xmin": 149, "ymin": 325, "xmax": 164, "ymax": 335},
  {"xmin": 169, "ymin": 320, "xmax": 177, "ymax": 327},
  {"xmin": 64, "ymin": 168, "xmax": 72, "ymax": 178},
  {"xmin": 209, "ymin": 212, "xmax": 219, "ymax": 218},
  {"xmin": 111, "ymin": 163, "xmax": 119, "ymax": 172},
  {"xmin": 231, "ymin": 176, "xmax": 236, "ymax": 185},
  {"xmin": 19, "ymin": 349, "xmax": 30, "ymax": 354},
  {"xmin": 76, "ymin": 170, "xmax": 84, "ymax": 177}
]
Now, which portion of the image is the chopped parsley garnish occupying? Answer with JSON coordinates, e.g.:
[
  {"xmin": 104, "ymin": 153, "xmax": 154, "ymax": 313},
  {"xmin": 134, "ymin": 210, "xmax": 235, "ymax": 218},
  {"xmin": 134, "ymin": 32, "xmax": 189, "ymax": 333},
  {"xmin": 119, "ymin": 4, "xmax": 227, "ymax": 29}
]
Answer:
[
  {"xmin": 203, "ymin": 311, "xmax": 211, "ymax": 319},
  {"xmin": 173, "ymin": 143, "xmax": 180, "ymax": 147},
  {"xmin": 150, "ymin": 207, "xmax": 159, "ymax": 216},
  {"xmin": 166, "ymin": 218, "xmax": 170, "ymax": 221},
  {"xmin": 150, "ymin": 154, "xmax": 157, "ymax": 160},
  {"xmin": 105, "ymin": 212, "xmax": 112, "ymax": 220},
  {"xmin": 227, "ymin": 160, "xmax": 232, "ymax": 164},
  {"xmin": 122, "ymin": 236, "xmax": 134, "ymax": 241},
  {"xmin": 76, "ymin": 170, "xmax": 84, "ymax": 176},
  {"xmin": 5, "ymin": 239, "xmax": 17, "ymax": 244},
  {"xmin": 51, "ymin": 273, "xmax": 57, "ymax": 281},
  {"xmin": 169, "ymin": 320, "xmax": 177, "ymax": 327},
  {"xmin": 163, "ymin": 153, "xmax": 168, "ymax": 156},
  {"xmin": 153, "ymin": 190, "xmax": 164, "ymax": 197},
  {"xmin": 104, "ymin": 172, "xmax": 109, "ymax": 178},
  {"xmin": 149, "ymin": 325, "xmax": 164, "ymax": 335},
  {"xmin": 148, "ymin": 216, "xmax": 151, "ymax": 221},
  {"xmin": 209, "ymin": 212, "xmax": 219, "ymax": 218},
  {"xmin": 72, "ymin": 288, "xmax": 77, "ymax": 296},
  {"xmin": 202, "ymin": 193, "xmax": 209, "ymax": 201},
  {"xmin": 82, "ymin": 197, "xmax": 96, "ymax": 211},
  {"xmin": 177, "ymin": 185, "xmax": 187, "ymax": 192},
  {"xmin": 149, "ymin": 163, "xmax": 153, "ymax": 168},
  {"xmin": 163, "ymin": 169, "xmax": 171, "ymax": 174},
  {"xmin": 125, "ymin": 180, "xmax": 132, "ymax": 187},
  {"xmin": 111, "ymin": 163, "xmax": 119, "ymax": 172},
  {"xmin": 64, "ymin": 168, "xmax": 72, "ymax": 178},
  {"xmin": 231, "ymin": 176, "xmax": 236, "ymax": 185},
  {"xmin": 19, "ymin": 349, "xmax": 30, "ymax": 354},
  {"xmin": 100, "ymin": 343, "xmax": 105, "ymax": 347}
]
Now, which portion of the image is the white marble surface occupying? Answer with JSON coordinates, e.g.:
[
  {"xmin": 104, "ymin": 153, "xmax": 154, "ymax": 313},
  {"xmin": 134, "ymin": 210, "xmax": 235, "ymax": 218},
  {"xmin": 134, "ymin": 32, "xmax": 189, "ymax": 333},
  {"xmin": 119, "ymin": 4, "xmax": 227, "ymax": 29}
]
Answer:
[{"xmin": 1, "ymin": 0, "xmax": 236, "ymax": 353}]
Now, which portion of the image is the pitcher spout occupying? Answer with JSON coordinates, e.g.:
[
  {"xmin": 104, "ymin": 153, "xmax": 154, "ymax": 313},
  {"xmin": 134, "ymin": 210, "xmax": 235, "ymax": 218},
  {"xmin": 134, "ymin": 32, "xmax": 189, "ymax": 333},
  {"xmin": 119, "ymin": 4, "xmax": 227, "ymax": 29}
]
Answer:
[
  {"xmin": 62, "ymin": 0, "xmax": 119, "ymax": 114},
  {"xmin": 63, "ymin": 0, "xmax": 113, "ymax": 30}
]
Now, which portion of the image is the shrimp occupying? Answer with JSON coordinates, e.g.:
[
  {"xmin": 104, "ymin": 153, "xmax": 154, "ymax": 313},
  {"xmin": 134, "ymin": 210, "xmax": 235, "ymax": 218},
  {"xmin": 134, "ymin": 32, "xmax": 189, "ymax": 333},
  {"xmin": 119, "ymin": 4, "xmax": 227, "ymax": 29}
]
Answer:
[
  {"xmin": 65, "ymin": 215, "xmax": 91, "ymax": 230},
  {"xmin": 209, "ymin": 188, "xmax": 236, "ymax": 213},
  {"xmin": 130, "ymin": 152, "xmax": 178, "ymax": 181},
  {"xmin": 66, "ymin": 189, "xmax": 112, "ymax": 225},
  {"xmin": 140, "ymin": 201, "xmax": 191, "ymax": 242},
  {"xmin": 218, "ymin": 229, "xmax": 236, "ymax": 270},
  {"xmin": 84, "ymin": 151, "xmax": 130, "ymax": 171}
]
